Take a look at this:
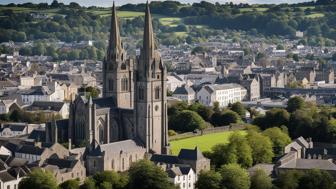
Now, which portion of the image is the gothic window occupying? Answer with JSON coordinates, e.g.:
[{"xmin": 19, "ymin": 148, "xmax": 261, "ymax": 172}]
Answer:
[
  {"xmin": 99, "ymin": 125, "xmax": 104, "ymax": 144},
  {"xmin": 155, "ymin": 87, "xmax": 160, "ymax": 99},
  {"xmin": 111, "ymin": 159, "xmax": 114, "ymax": 169},
  {"xmin": 109, "ymin": 79, "xmax": 113, "ymax": 91},
  {"xmin": 121, "ymin": 77, "xmax": 128, "ymax": 92},
  {"xmin": 121, "ymin": 63, "xmax": 126, "ymax": 70},
  {"xmin": 93, "ymin": 160, "xmax": 96, "ymax": 168},
  {"xmin": 139, "ymin": 87, "xmax": 144, "ymax": 100}
]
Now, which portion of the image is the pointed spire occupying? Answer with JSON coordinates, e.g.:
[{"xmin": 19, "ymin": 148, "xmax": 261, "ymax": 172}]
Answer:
[
  {"xmin": 107, "ymin": 1, "xmax": 122, "ymax": 61},
  {"xmin": 142, "ymin": 1, "xmax": 155, "ymax": 61}
]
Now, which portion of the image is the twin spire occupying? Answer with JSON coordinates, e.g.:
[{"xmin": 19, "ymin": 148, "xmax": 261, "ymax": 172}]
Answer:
[
  {"xmin": 107, "ymin": 1, "xmax": 155, "ymax": 62},
  {"xmin": 107, "ymin": 2, "xmax": 123, "ymax": 61}
]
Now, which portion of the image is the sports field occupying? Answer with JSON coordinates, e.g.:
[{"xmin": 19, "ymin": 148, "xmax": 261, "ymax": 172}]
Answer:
[{"xmin": 170, "ymin": 130, "xmax": 247, "ymax": 155}]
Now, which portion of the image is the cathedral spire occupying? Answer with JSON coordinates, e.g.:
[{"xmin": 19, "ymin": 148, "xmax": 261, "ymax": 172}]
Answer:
[
  {"xmin": 107, "ymin": 1, "xmax": 122, "ymax": 61},
  {"xmin": 142, "ymin": 1, "xmax": 155, "ymax": 61}
]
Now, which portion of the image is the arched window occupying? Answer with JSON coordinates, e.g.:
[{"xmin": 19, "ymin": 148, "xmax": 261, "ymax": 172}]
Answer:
[
  {"xmin": 121, "ymin": 76, "xmax": 128, "ymax": 92},
  {"xmin": 99, "ymin": 125, "xmax": 104, "ymax": 144},
  {"xmin": 111, "ymin": 159, "xmax": 114, "ymax": 169},
  {"xmin": 129, "ymin": 155, "xmax": 132, "ymax": 165},
  {"xmin": 155, "ymin": 87, "xmax": 160, "ymax": 99},
  {"xmin": 122, "ymin": 158, "xmax": 125, "ymax": 171},
  {"xmin": 121, "ymin": 63, "xmax": 126, "ymax": 70}
]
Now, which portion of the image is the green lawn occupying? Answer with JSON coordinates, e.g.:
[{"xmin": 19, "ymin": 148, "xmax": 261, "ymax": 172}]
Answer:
[
  {"xmin": 159, "ymin": 17, "xmax": 181, "ymax": 27},
  {"xmin": 170, "ymin": 130, "xmax": 247, "ymax": 155},
  {"xmin": 305, "ymin": 13, "xmax": 324, "ymax": 18},
  {"xmin": 239, "ymin": 7, "xmax": 268, "ymax": 12}
]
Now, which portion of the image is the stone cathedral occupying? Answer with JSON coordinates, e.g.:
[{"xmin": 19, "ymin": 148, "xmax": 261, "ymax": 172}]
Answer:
[{"xmin": 47, "ymin": 2, "xmax": 169, "ymax": 175}]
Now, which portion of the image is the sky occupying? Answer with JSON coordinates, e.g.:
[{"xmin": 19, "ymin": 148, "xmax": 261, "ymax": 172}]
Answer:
[{"xmin": 0, "ymin": 0, "xmax": 311, "ymax": 7}]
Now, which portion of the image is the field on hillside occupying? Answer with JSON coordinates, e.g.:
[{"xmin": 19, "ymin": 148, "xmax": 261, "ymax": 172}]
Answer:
[{"xmin": 170, "ymin": 130, "xmax": 247, "ymax": 155}]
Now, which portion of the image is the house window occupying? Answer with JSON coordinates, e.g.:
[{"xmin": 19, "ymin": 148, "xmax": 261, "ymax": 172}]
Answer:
[
  {"xmin": 155, "ymin": 87, "xmax": 160, "ymax": 99},
  {"xmin": 122, "ymin": 158, "xmax": 125, "ymax": 170},
  {"xmin": 121, "ymin": 77, "xmax": 128, "ymax": 92}
]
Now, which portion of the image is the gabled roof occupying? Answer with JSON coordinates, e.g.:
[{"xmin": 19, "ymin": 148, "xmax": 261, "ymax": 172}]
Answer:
[
  {"xmin": 25, "ymin": 101, "xmax": 65, "ymax": 112},
  {"xmin": 16, "ymin": 145, "xmax": 45, "ymax": 155},
  {"xmin": 45, "ymin": 158, "xmax": 78, "ymax": 169},
  {"xmin": 173, "ymin": 85, "xmax": 195, "ymax": 95},
  {"xmin": 279, "ymin": 159, "xmax": 336, "ymax": 171}
]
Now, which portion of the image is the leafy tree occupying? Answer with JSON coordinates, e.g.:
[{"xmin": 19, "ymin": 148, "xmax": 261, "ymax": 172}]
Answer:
[
  {"xmin": 275, "ymin": 171, "xmax": 303, "ymax": 189},
  {"xmin": 59, "ymin": 179, "xmax": 80, "ymax": 189},
  {"xmin": 219, "ymin": 164, "xmax": 250, "ymax": 189},
  {"xmin": 170, "ymin": 110, "xmax": 206, "ymax": 132},
  {"xmin": 210, "ymin": 132, "xmax": 252, "ymax": 168},
  {"xmin": 263, "ymin": 127, "xmax": 291, "ymax": 156},
  {"xmin": 128, "ymin": 160, "xmax": 176, "ymax": 189},
  {"xmin": 298, "ymin": 169, "xmax": 334, "ymax": 189},
  {"xmin": 19, "ymin": 169, "xmax": 58, "ymax": 189},
  {"xmin": 250, "ymin": 169, "xmax": 272, "ymax": 189},
  {"xmin": 288, "ymin": 110, "xmax": 314, "ymax": 138},
  {"xmin": 92, "ymin": 171, "xmax": 128, "ymax": 189},
  {"xmin": 230, "ymin": 102, "xmax": 246, "ymax": 118},
  {"xmin": 253, "ymin": 108, "xmax": 289, "ymax": 130},
  {"xmin": 189, "ymin": 103, "xmax": 214, "ymax": 122},
  {"xmin": 80, "ymin": 178, "xmax": 96, "ymax": 189},
  {"xmin": 287, "ymin": 96, "xmax": 305, "ymax": 113},
  {"xmin": 247, "ymin": 131, "xmax": 274, "ymax": 164},
  {"xmin": 195, "ymin": 170, "xmax": 222, "ymax": 189}
]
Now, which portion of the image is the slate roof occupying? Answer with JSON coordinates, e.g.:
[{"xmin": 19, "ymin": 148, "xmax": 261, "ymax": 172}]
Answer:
[
  {"xmin": 0, "ymin": 124, "xmax": 26, "ymax": 132},
  {"xmin": 25, "ymin": 101, "xmax": 65, "ymax": 112},
  {"xmin": 92, "ymin": 97, "xmax": 116, "ymax": 109},
  {"xmin": 45, "ymin": 158, "xmax": 78, "ymax": 169},
  {"xmin": 150, "ymin": 154, "xmax": 181, "ymax": 164},
  {"xmin": 28, "ymin": 129, "xmax": 46, "ymax": 142},
  {"xmin": 202, "ymin": 83, "xmax": 244, "ymax": 94},
  {"xmin": 16, "ymin": 145, "xmax": 45, "ymax": 155},
  {"xmin": 279, "ymin": 159, "xmax": 336, "ymax": 170},
  {"xmin": 173, "ymin": 85, "xmax": 195, "ymax": 95},
  {"xmin": 0, "ymin": 171, "xmax": 16, "ymax": 182},
  {"xmin": 21, "ymin": 86, "xmax": 52, "ymax": 96},
  {"xmin": 178, "ymin": 147, "xmax": 204, "ymax": 161},
  {"xmin": 167, "ymin": 166, "xmax": 192, "ymax": 178},
  {"xmin": 87, "ymin": 140, "xmax": 145, "ymax": 157}
]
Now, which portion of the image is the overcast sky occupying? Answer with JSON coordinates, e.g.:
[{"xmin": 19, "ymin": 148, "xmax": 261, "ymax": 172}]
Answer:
[{"xmin": 0, "ymin": 0, "xmax": 311, "ymax": 7}]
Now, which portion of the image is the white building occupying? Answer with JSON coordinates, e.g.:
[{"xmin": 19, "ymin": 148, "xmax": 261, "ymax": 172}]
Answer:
[
  {"xmin": 173, "ymin": 85, "xmax": 195, "ymax": 104},
  {"xmin": 167, "ymin": 166, "xmax": 196, "ymax": 189},
  {"xmin": 167, "ymin": 75, "xmax": 186, "ymax": 92},
  {"xmin": 197, "ymin": 83, "xmax": 247, "ymax": 107},
  {"xmin": 20, "ymin": 83, "xmax": 65, "ymax": 105}
]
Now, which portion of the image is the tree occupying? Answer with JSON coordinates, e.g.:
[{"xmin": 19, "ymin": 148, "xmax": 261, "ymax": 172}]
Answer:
[
  {"xmin": 263, "ymin": 127, "xmax": 291, "ymax": 156},
  {"xmin": 195, "ymin": 170, "xmax": 222, "ymax": 189},
  {"xmin": 189, "ymin": 103, "xmax": 214, "ymax": 122},
  {"xmin": 250, "ymin": 169, "xmax": 272, "ymax": 189},
  {"xmin": 298, "ymin": 169, "xmax": 334, "ymax": 189},
  {"xmin": 92, "ymin": 171, "xmax": 128, "ymax": 189},
  {"xmin": 170, "ymin": 110, "xmax": 207, "ymax": 132},
  {"xmin": 275, "ymin": 171, "xmax": 303, "ymax": 189},
  {"xmin": 128, "ymin": 160, "xmax": 176, "ymax": 189},
  {"xmin": 80, "ymin": 178, "xmax": 96, "ymax": 189},
  {"xmin": 19, "ymin": 169, "xmax": 58, "ymax": 189},
  {"xmin": 59, "ymin": 179, "xmax": 80, "ymax": 189},
  {"xmin": 253, "ymin": 108, "xmax": 289, "ymax": 130},
  {"xmin": 221, "ymin": 110, "xmax": 241, "ymax": 125},
  {"xmin": 287, "ymin": 96, "xmax": 305, "ymax": 112},
  {"xmin": 209, "ymin": 132, "xmax": 253, "ymax": 168},
  {"xmin": 219, "ymin": 164, "xmax": 250, "ymax": 189},
  {"xmin": 230, "ymin": 102, "xmax": 246, "ymax": 118},
  {"xmin": 247, "ymin": 131, "xmax": 274, "ymax": 164}
]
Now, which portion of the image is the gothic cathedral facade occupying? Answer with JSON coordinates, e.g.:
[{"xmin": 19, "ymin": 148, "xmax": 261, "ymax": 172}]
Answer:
[{"xmin": 66, "ymin": 2, "xmax": 169, "ymax": 154}]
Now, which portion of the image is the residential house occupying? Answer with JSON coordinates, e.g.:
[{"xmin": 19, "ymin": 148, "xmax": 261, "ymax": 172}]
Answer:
[
  {"xmin": 20, "ymin": 85, "xmax": 64, "ymax": 105},
  {"xmin": 167, "ymin": 75, "xmax": 185, "ymax": 92},
  {"xmin": 173, "ymin": 85, "xmax": 195, "ymax": 104},
  {"xmin": 197, "ymin": 84, "xmax": 247, "ymax": 107},
  {"xmin": 24, "ymin": 101, "xmax": 69, "ymax": 119},
  {"xmin": 0, "ymin": 99, "xmax": 20, "ymax": 114},
  {"xmin": 167, "ymin": 166, "xmax": 196, "ymax": 189}
]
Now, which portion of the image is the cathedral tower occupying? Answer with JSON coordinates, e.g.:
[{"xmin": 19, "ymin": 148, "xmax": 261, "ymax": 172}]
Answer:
[
  {"xmin": 103, "ymin": 2, "xmax": 134, "ymax": 109},
  {"xmin": 135, "ymin": 2, "xmax": 169, "ymax": 154}
]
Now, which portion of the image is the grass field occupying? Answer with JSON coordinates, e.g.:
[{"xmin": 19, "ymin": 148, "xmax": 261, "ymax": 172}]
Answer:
[
  {"xmin": 239, "ymin": 7, "xmax": 268, "ymax": 12},
  {"xmin": 159, "ymin": 17, "xmax": 181, "ymax": 27},
  {"xmin": 305, "ymin": 13, "xmax": 325, "ymax": 18},
  {"xmin": 170, "ymin": 130, "xmax": 247, "ymax": 155}
]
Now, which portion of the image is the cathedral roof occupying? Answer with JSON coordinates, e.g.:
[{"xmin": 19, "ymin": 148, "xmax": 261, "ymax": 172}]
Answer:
[
  {"xmin": 178, "ymin": 147, "xmax": 204, "ymax": 161},
  {"xmin": 92, "ymin": 97, "xmax": 116, "ymax": 109},
  {"xmin": 87, "ymin": 140, "xmax": 145, "ymax": 157}
]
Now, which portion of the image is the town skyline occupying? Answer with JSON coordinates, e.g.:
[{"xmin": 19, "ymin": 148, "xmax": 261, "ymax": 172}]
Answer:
[{"xmin": 0, "ymin": 0, "xmax": 310, "ymax": 7}]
